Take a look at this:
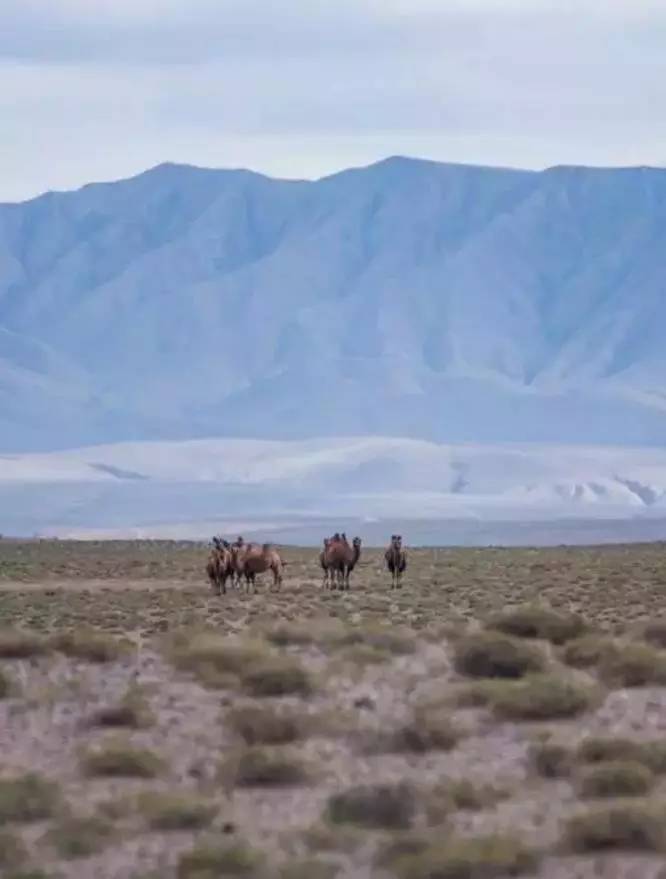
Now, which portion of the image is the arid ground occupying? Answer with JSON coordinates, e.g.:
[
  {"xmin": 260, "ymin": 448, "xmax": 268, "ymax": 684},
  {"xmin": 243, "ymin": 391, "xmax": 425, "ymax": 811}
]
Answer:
[{"xmin": 2, "ymin": 539, "xmax": 666, "ymax": 878}]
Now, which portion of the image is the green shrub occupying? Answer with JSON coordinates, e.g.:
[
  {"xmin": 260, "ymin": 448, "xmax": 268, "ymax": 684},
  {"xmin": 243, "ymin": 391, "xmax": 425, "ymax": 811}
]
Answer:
[
  {"xmin": 138, "ymin": 792, "xmax": 218, "ymax": 831},
  {"xmin": 562, "ymin": 635, "xmax": 614, "ymax": 669},
  {"xmin": 241, "ymin": 659, "xmax": 312, "ymax": 697},
  {"xmin": 599, "ymin": 643, "xmax": 666, "ymax": 687},
  {"xmin": 454, "ymin": 632, "xmax": 545, "ymax": 679}
]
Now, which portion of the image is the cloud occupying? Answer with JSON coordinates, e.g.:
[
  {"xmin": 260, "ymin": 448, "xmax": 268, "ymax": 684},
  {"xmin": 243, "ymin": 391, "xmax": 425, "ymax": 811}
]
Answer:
[{"xmin": 1, "ymin": 1, "xmax": 665, "ymax": 200}]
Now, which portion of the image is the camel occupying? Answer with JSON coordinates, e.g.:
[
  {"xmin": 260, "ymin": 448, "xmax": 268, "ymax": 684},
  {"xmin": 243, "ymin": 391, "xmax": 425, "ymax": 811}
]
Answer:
[
  {"xmin": 241, "ymin": 543, "xmax": 284, "ymax": 592},
  {"xmin": 319, "ymin": 538, "xmax": 332, "ymax": 588},
  {"xmin": 323, "ymin": 535, "xmax": 362, "ymax": 590},
  {"xmin": 230, "ymin": 536, "xmax": 248, "ymax": 589},
  {"xmin": 385, "ymin": 534, "xmax": 407, "ymax": 589},
  {"xmin": 206, "ymin": 537, "xmax": 233, "ymax": 595}
]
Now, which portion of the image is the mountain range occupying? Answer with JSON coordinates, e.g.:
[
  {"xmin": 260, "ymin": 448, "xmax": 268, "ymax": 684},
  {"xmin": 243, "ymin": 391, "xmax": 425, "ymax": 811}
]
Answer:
[{"xmin": 1, "ymin": 156, "xmax": 666, "ymax": 451}]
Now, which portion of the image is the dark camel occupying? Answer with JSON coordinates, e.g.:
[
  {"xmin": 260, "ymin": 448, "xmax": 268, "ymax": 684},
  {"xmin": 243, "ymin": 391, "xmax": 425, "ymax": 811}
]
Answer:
[
  {"xmin": 385, "ymin": 534, "xmax": 407, "ymax": 589},
  {"xmin": 323, "ymin": 534, "xmax": 362, "ymax": 590}
]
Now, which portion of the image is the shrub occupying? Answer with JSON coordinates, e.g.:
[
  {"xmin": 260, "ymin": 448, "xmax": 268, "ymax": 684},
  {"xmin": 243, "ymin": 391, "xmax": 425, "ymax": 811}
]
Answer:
[
  {"xmin": 488, "ymin": 606, "xmax": 586, "ymax": 644},
  {"xmin": 392, "ymin": 708, "xmax": 459, "ymax": 753},
  {"xmin": 0, "ymin": 630, "xmax": 47, "ymax": 659},
  {"xmin": 337, "ymin": 644, "xmax": 392, "ymax": 666},
  {"xmin": 0, "ymin": 831, "xmax": 26, "ymax": 870},
  {"xmin": 228, "ymin": 705, "xmax": 309, "ymax": 745},
  {"xmin": 640, "ymin": 620, "xmax": 666, "ymax": 648},
  {"xmin": 599, "ymin": 643, "xmax": 666, "ymax": 687},
  {"xmin": 241, "ymin": 658, "xmax": 312, "ymax": 697},
  {"xmin": 577, "ymin": 737, "xmax": 666, "ymax": 774},
  {"xmin": 177, "ymin": 842, "xmax": 264, "ymax": 878},
  {"xmin": 563, "ymin": 803, "xmax": 666, "ymax": 852},
  {"xmin": 170, "ymin": 633, "xmax": 268, "ymax": 678},
  {"xmin": 137, "ymin": 792, "xmax": 218, "ymax": 831},
  {"xmin": 579, "ymin": 760, "xmax": 654, "ymax": 798},
  {"xmin": 531, "ymin": 742, "xmax": 572, "ymax": 778},
  {"xmin": 0, "ymin": 668, "xmax": 12, "ymax": 699},
  {"xmin": 0, "ymin": 774, "xmax": 61, "ymax": 822},
  {"xmin": 327, "ymin": 783, "xmax": 415, "ymax": 830},
  {"xmin": 562, "ymin": 635, "xmax": 615, "ymax": 669},
  {"xmin": 388, "ymin": 834, "xmax": 538, "ymax": 879},
  {"xmin": 448, "ymin": 780, "xmax": 506, "ymax": 811},
  {"xmin": 51, "ymin": 630, "xmax": 128, "ymax": 663},
  {"xmin": 335, "ymin": 626, "xmax": 416, "ymax": 656},
  {"xmin": 82, "ymin": 744, "xmax": 164, "ymax": 778},
  {"xmin": 86, "ymin": 699, "xmax": 151, "ymax": 729},
  {"xmin": 453, "ymin": 632, "xmax": 545, "ymax": 679},
  {"xmin": 279, "ymin": 859, "xmax": 337, "ymax": 879},
  {"xmin": 231, "ymin": 747, "xmax": 312, "ymax": 787},
  {"xmin": 43, "ymin": 816, "xmax": 113, "ymax": 859},
  {"xmin": 491, "ymin": 675, "xmax": 593, "ymax": 720}
]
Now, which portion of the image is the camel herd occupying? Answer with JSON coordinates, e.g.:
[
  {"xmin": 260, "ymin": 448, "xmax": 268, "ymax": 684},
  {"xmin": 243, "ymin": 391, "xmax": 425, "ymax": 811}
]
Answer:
[{"xmin": 205, "ymin": 533, "xmax": 407, "ymax": 594}]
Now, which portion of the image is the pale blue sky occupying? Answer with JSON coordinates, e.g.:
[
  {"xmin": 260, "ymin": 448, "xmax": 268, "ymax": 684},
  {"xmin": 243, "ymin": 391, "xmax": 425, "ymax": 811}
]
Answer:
[{"xmin": 1, "ymin": 0, "xmax": 665, "ymax": 201}]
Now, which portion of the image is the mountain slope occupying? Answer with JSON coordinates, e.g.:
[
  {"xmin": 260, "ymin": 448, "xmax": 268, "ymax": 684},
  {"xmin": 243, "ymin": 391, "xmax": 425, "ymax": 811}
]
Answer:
[{"xmin": 1, "ymin": 157, "xmax": 666, "ymax": 450}]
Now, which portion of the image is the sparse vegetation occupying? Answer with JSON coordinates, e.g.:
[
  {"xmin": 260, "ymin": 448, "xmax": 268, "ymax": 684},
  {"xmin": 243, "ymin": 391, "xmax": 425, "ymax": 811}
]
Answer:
[
  {"xmin": 177, "ymin": 841, "xmax": 265, "ymax": 878},
  {"xmin": 487, "ymin": 605, "xmax": 586, "ymax": 644},
  {"xmin": 0, "ymin": 830, "xmax": 27, "ymax": 870},
  {"xmin": 491, "ymin": 675, "xmax": 594, "ymax": 720},
  {"xmin": 531, "ymin": 742, "xmax": 573, "ymax": 778},
  {"xmin": 227, "ymin": 705, "xmax": 310, "ymax": 745},
  {"xmin": 43, "ymin": 816, "xmax": 114, "ymax": 859},
  {"xmin": 386, "ymin": 834, "xmax": 539, "ymax": 878},
  {"xmin": 137, "ymin": 792, "xmax": 218, "ymax": 830},
  {"xmin": 392, "ymin": 707, "xmax": 460, "ymax": 753},
  {"xmin": 599, "ymin": 642, "xmax": 666, "ymax": 687},
  {"xmin": 51, "ymin": 629, "xmax": 129, "ymax": 662},
  {"xmin": 240, "ymin": 658, "xmax": 313, "ymax": 697},
  {"xmin": 563, "ymin": 803, "xmax": 666, "ymax": 852},
  {"xmin": 0, "ymin": 774, "xmax": 61, "ymax": 822},
  {"xmin": 230, "ymin": 747, "xmax": 312, "ymax": 787},
  {"xmin": 562, "ymin": 634, "xmax": 614, "ymax": 669},
  {"xmin": 0, "ymin": 629, "xmax": 47, "ymax": 658},
  {"xmin": 82, "ymin": 743, "xmax": 164, "ymax": 778},
  {"xmin": 577, "ymin": 737, "xmax": 666, "ymax": 774},
  {"xmin": 453, "ymin": 632, "xmax": 545, "ymax": 679},
  {"xmin": 327, "ymin": 783, "xmax": 415, "ymax": 830},
  {"xmin": 579, "ymin": 760, "xmax": 654, "ymax": 798}
]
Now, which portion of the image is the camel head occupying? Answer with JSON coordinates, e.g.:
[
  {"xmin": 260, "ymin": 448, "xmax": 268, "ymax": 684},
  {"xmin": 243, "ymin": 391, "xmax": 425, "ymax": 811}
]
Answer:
[
  {"xmin": 391, "ymin": 534, "xmax": 403, "ymax": 550},
  {"xmin": 323, "ymin": 538, "xmax": 330, "ymax": 548},
  {"xmin": 212, "ymin": 536, "xmax": 223, "ymax": 550},
  {"xmin": 332, "ymin": 532, "xmax": 341, "ymax": 542}
]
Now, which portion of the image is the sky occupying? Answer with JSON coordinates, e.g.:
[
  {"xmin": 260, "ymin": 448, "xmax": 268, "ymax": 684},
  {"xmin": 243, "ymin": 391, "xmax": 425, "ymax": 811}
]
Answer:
[{"xmin": 1, "ymin": 0, "xmax": 665, "ymax": 202}]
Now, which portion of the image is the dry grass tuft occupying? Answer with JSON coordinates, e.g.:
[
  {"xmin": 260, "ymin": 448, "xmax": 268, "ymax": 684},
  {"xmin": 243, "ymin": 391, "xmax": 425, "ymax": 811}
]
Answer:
[
  {"xmin": 327, "ymin": 782, "xmax": 415, "ymax": 830},
  {"xmin": 0, "ymin": 630, "xmax": 47, "ymax": 659},
  {"xmin": 279, "ymin": 858, "xmax": 337, "ymax": 879},
  {"xmin": 579, "ymin": 760, "xmax": 654, "ymax": 798},
  {"xmin": 563, "ymin": 802, "xmax": 666, "ymax": 852},
  {"xmin": 177, "ymin": 841, "xmax": 264, "ymax": 878},
  {"xmin": 577, "ymin": 737, "xmax": 666, "ymax": 774},
  {"xmin": 392, "ymin": 707, "xmax": 460, "ymax": 753},
  {"xmin": 137, "ymin": 792, "xmax": 218, "ymax": 831},
  {"xmin": 447, "ymin": 779, "xmax": 507, "ymax": 811},
  {"xmin": 229, "ymin": 747, "xmax": 313, "ymax": 787},
  {"xmin": 0, "ymin": 830, "xmax": 27, "ymax": 870},
  {"xmin": 240, "ymin": 658, "xmax": 313, "ymax": 697},
  {"xmin": 0, "ymin": 774, "xmax": 61, "ymax": 822},
  {"xmin": 599, "ymin": 643, "xmax": 666, "ymax": 687},
  {"xmin": 82, "ymin": 742, "xmax": 164, "ymax": 779},
  {"xmin": 51, "ymin": 629, "xmax": 129, "ymax": 663},
  {"xmin": 453, "ymin": 632, "xmax": 545, "ymax": 679},
  {"xmin": 168, "ymin": 632, "xmax": 268, "ymax": 687},
  {"xmin": 639, "ymin": 619, "xmax": 666, "ymax": 648},
  {"xmin": 488, "ymin": 605, "xmax": 586, "ymax": 644},
  {"xmin": 227, "ymin": 705, "xmax": 311, "ymax": 745},
  {"xmin": 43, "ymin": 816, "xmax": 114, "ymax": 859},
  {"xmin": 530, "ymin": 742, "xmax": 573, "ymax": 778},
  {"xmin": 386, "ymin": 834, "xmax": 539, "ymax": 879},
  {"xmin": 562, "ymin": 635, "xmax": 615, "ymax": 669},
  {"xmin": 491, "ymin": 675, "xmax": 594, "ymax": 720}
]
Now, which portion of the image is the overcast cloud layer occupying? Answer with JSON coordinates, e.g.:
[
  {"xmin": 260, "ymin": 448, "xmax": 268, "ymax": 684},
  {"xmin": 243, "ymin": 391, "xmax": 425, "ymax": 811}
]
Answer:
[{"xmin": 1, "ymin": 0, "xmax": 665, "ymax": 201}]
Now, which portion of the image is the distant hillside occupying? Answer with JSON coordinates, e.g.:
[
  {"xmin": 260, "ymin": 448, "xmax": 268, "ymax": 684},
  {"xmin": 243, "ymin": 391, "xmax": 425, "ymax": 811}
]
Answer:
[{"xmin": 1, "ymin": 157, "xmax": 666, "ymax": 450}]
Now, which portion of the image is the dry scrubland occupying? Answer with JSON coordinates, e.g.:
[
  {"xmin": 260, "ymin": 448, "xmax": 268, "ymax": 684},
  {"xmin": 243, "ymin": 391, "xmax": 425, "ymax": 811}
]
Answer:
[{"xmin": 2, "ymin": 541, "xmax": 666, "ymax": 878}]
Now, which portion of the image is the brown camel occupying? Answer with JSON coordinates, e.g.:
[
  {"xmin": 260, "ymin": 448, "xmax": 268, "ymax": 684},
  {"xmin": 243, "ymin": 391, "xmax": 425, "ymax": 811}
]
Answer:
[
  {"xmin": 324, "ymin": 535, "xmax": 362, "ymax": 590},
  {"xmin": 241, "ymin": 543, "xmax": 284, "ymax": 591},
  {"xmin": 385, "ymin": 534, "xmax": 407, "ymax": 589},
  {"xmin": 206, "ymin": 537, "xmax": 233, "ymax": 595},
  {"xmin": 230, "ymin": 536, "xmax": 247, "ymax": 588},
  {"xmin": 319, "ymin": 538, "xmax": 332, "ymax": 588}
]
